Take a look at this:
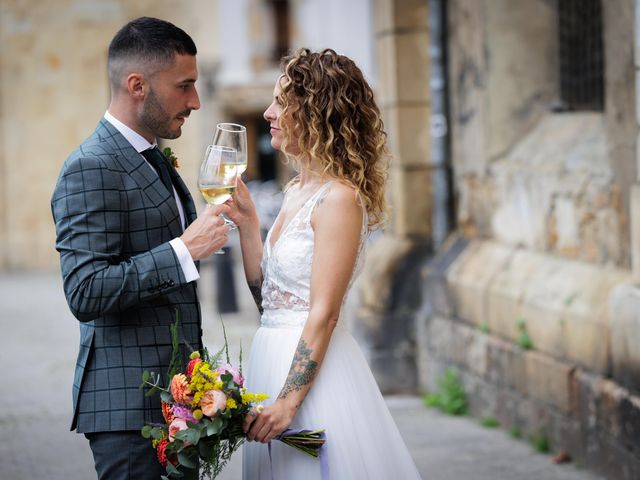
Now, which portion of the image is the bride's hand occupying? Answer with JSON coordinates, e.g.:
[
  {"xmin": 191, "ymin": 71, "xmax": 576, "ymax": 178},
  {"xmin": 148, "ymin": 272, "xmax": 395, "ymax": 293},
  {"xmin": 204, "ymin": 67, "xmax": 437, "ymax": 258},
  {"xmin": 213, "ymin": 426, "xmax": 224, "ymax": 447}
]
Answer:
[
  {"xmin": 225, "ymin": 178, "xmax": 259, "ymax": 231},
  {"xmin": 244, "ymin": 400, "xmax": 296, "ymax": 443}
]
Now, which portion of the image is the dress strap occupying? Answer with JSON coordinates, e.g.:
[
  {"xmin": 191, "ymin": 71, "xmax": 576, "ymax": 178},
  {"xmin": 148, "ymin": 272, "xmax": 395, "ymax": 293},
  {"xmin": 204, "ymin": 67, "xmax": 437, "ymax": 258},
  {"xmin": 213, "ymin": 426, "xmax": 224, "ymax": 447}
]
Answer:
[{"xmin": 302, "ymin": 181, "xmax": 333, "ymax": 223}]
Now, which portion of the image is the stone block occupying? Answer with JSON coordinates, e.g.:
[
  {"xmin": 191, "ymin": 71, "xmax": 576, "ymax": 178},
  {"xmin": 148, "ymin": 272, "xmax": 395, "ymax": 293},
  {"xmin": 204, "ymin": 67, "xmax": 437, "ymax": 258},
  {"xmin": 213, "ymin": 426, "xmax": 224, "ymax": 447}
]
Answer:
[
  {"xmin": 486, "ymin": 248, "xmax": 538, "ymax": 341},
  {"xmin": 485, "ymin": 335, "xmax": 527, "ymax": 394},
  {"xmin": 385, "ymin": 104, "xmax": 432, "ymax": 168},
  {"xmin": 390, "ymin": 165, "xmax": 432, "ymax": 238},
  {"xmin": 447, "ymin": 240, "xmax": 515, "ymax": 328},
  {"xmin": 373, "ymin": 0, "xmax": 428, "ymax": 35},
  {"xmin": 609, "ymin": 282, "xmax": 640, "ymax": 392},
  {"xmin": 524, "ymin": 350, "xmax": 573, "ymax": 414},
  {"xmin": 630, "ymin": 185, "xmax": 640, "ymax": 282},
  {"xmin": 483, "ymin": 243, "xmax": 628, "ymax": 373},
  {"xmin": 425, "ymin": 315, "xmax": 455, "ymax": 361}
]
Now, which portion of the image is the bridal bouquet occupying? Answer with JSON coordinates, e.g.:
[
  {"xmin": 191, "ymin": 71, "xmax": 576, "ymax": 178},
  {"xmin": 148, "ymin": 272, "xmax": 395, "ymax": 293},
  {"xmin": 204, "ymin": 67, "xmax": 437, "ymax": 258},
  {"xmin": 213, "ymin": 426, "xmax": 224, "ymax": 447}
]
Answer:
[{"xmin": 140, "ymin": 320, "xmax": 326, "ymax": 479}]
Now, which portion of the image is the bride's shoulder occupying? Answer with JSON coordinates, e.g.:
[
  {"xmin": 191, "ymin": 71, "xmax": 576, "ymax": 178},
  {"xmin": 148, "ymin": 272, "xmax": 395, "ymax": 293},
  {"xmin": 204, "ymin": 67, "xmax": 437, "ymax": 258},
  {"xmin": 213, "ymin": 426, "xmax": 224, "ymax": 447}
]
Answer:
[
  {"xmin": 320, "ymin": 181, "xmax": 359, "ymax": 207},
  {"xmin": 314, "ymin": 181, "xmax": 363, "ymax": 224}
]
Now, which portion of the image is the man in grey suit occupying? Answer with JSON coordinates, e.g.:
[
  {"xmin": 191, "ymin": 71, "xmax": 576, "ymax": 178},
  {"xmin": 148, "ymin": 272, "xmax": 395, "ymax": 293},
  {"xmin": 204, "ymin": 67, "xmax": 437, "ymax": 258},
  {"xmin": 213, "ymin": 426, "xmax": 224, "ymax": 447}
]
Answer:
[{"xmin": 51, "ymin": 17, "xmax": 228, "ymax": 479}]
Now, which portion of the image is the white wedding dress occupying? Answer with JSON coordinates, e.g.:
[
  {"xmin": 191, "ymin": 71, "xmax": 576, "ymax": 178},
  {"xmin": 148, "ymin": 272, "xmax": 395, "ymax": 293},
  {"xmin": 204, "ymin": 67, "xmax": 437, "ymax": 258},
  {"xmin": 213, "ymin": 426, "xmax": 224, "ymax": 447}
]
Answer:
[{"xmin": 243, "ymin": 182, "xmax": 422, "ymax": 479}]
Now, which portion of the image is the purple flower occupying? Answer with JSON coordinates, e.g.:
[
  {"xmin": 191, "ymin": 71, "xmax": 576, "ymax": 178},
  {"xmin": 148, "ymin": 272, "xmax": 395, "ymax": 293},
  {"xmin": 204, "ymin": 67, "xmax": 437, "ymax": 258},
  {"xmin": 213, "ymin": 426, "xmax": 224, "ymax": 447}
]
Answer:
[
  {"xmin": 215, "ymin": 364, "xmax": 244, "ymax": 387},
  {"xmin": 172, "ymin": 404, "xmax": 199, "ymax": 423}
]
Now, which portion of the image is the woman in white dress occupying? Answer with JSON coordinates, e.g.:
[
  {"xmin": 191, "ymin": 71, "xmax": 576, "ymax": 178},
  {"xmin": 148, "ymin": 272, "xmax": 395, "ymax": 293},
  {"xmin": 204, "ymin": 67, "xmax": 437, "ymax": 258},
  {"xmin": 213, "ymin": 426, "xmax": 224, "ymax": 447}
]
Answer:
[{"xmin": 227, "ymin": 48, "xmax": 421, "ymax": 480}]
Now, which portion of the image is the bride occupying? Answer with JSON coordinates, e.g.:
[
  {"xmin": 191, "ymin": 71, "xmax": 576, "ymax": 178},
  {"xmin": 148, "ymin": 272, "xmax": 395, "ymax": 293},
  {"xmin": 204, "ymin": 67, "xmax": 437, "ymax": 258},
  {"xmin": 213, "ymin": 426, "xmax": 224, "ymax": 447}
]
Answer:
[{"xmin": 227, "ymin": 48, "xmax": 421, "ymax": 479}]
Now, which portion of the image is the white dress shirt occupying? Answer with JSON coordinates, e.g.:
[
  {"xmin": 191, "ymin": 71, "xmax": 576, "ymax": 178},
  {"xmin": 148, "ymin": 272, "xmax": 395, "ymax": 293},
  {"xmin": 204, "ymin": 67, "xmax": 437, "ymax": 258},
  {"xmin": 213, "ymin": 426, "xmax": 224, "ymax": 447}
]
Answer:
[{"xmin": 104, "ymin": 111, "xmax": 199, "ymax": 282}]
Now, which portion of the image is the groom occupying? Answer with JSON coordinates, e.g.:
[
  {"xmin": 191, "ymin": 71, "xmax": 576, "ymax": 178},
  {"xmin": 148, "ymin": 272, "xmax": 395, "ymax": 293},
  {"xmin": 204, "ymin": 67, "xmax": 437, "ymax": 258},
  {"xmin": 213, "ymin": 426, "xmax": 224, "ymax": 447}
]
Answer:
[{"xmin": 51, "ymin": 17, "xmax": 228, "ymax": 479}]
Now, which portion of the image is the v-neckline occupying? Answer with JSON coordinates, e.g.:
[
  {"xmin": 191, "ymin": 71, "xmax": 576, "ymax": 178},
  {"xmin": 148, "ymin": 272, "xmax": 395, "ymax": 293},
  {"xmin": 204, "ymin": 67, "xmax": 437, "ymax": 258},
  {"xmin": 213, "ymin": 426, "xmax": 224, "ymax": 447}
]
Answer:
[{"xmin": 267, "ymin": 182, "xmax": 330, "ymax": 253}]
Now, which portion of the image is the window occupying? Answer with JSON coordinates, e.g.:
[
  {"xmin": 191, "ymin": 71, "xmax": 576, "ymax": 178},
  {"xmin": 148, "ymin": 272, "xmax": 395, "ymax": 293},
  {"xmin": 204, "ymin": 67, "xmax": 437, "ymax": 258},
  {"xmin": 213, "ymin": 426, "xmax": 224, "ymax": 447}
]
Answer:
[{"xmin": 558, "ymin": 0, "xmax": 604, "ymax": 111}]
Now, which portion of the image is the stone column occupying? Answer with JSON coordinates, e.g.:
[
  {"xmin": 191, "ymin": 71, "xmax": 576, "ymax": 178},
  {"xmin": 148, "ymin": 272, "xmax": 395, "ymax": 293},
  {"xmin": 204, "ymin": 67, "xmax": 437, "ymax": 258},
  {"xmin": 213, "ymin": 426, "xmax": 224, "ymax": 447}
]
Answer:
[
  {"xmin": 354, "ymin": 0, "xmax": 432, "ymax": 392},
  {"xmin": 633, "ymin": 0, "xmax": 640, "ymax": 282}
]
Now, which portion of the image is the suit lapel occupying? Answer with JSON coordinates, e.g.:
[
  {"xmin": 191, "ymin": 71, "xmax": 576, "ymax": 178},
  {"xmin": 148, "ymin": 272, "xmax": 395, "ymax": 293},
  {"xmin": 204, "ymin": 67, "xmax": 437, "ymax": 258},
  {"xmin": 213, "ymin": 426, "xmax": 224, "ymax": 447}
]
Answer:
[{"xmin": 95, "ymin": 120, "xmax": 184, "ymax": 238}]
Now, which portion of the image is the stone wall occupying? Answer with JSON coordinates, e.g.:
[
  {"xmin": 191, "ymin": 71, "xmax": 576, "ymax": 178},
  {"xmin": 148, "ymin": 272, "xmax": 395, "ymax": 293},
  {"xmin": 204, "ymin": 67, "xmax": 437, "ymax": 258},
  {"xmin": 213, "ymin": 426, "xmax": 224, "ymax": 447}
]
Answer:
[
  {"xmin": 418, "ymin": 236, "xmax": 640, "ymax": 479},
  {"xmin": 355, "ymin": 1, "xmax": 640, "ymax": 478}
]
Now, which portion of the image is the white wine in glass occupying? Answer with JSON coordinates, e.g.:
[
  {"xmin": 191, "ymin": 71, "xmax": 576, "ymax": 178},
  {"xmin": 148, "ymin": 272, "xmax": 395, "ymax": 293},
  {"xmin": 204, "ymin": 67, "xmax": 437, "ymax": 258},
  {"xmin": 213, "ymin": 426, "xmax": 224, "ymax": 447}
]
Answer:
[
  {"xmin": 212, "ymin": 123, "xmax": 248, "ymax": 175},
  {"xmin": 198, "ymin": 145, "xmax": 238, "ymax": 254}
]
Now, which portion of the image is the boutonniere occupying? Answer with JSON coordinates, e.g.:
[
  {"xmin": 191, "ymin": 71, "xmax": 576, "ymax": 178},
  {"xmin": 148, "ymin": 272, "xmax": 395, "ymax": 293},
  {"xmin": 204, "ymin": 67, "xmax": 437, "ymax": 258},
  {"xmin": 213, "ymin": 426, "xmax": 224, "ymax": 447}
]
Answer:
[{"xmin": 162, "ymin": 147, "xmax": 180, "ymax": 169}]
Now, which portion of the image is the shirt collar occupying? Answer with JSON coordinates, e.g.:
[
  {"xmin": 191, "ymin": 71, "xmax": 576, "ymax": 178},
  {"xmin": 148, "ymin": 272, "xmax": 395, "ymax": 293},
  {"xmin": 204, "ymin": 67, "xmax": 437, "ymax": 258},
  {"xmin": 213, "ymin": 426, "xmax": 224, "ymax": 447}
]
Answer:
[{"xmin": 104, "ymin": 111, "xmax": 156, "ymax": 153}]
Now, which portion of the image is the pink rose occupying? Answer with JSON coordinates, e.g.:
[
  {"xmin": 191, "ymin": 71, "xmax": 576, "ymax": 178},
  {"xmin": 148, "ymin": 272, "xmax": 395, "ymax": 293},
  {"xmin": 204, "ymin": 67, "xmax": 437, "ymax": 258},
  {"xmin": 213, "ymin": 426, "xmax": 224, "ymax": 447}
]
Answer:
[
  {"xmin": 200, "ymin": 389, "xmax": 227, "ymax": 417},
  {"xmin": 168, "ymin": 418, "xmax": 190, "ymax": 444},
  {"xmin": 215, "ymin": 364, "xmax": 244, "ymax": 387}
]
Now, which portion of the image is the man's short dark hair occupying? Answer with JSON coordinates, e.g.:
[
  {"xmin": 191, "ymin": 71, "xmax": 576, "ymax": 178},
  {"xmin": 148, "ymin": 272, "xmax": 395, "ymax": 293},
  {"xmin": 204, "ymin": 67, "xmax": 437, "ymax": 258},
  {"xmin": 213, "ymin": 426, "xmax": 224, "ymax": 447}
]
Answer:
[{"xmin": 108, "ymin": 16, "xmax": 197, "ymax": 86}]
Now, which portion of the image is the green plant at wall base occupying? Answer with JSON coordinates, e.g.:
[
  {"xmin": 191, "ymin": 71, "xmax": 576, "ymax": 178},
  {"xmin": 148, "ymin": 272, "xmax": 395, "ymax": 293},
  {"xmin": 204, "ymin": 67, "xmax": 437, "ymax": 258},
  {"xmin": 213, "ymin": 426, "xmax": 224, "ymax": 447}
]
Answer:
[
  {"xmin": 478, "ymin": 322, "xmax": 490, "ymax": 334},
  {"xmin": 422, "ymin": 368, "xmax": 468, "ymax": 416},
  {"xmin": 515, "ymin": 318, "xmax": 534, "ymax": 350},
  {"xmin": 510, "ymin": 425, "xmax": 522, "ymax": 439},
  {"xmin": 481, "ymin": 416, "xmax": 500, "ymax": 428},
  {"xmin": 531, "ymin": 432, "xmax": 551, "ymax": 453}
]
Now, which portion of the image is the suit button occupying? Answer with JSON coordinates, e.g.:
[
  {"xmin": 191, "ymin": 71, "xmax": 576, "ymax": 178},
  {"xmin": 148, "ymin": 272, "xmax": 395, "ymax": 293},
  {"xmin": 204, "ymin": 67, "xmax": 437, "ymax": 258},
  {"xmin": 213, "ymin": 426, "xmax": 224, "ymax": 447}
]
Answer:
[{"xmin": 169, "ymin": 280, "xmax": 175, "ymax": 287}]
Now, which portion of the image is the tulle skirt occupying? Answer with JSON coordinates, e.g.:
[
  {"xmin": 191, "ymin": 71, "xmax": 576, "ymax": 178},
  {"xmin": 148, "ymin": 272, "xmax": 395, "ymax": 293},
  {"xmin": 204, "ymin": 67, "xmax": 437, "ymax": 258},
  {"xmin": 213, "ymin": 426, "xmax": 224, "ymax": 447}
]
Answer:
[{"xmin": 242, "ymin": 318, "xmax": 422, "ymax": 480}]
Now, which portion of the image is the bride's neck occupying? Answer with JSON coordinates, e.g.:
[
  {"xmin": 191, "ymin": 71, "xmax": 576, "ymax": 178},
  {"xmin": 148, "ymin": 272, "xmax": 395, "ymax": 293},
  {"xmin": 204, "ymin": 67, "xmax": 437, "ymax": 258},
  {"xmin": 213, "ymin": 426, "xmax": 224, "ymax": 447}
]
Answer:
[{"xmin": 297, "ymin": 164, "xmax": 324, "ymax": 189}]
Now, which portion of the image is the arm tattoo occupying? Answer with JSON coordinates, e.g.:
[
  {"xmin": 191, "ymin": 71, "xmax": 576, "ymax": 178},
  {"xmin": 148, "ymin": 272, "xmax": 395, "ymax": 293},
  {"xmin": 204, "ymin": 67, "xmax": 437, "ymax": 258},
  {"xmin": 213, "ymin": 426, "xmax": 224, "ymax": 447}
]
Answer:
[
  {"xmin": 247, "ymin": 276, "xmax": 264, "ymax": 315},
  {"xmin": 278, "ymin": 339, "xmax": 318, "ymax": 400}
]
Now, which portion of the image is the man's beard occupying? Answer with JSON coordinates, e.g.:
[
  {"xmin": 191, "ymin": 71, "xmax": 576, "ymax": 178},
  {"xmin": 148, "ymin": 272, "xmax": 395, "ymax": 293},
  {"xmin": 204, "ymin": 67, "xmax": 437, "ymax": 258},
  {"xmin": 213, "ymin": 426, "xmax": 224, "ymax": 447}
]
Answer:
[{"xmin": 141, "ymin": 88, "xmax": 188, "ymax": 140}]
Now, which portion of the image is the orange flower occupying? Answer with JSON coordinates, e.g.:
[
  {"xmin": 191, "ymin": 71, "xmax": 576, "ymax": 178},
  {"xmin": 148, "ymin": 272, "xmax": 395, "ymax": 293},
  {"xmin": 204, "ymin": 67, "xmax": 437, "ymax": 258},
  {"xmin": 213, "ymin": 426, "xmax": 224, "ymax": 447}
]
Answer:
[
  {"xmin": 170, "ymin": 373, "xmax": 193, "ymax": 404},
  {"xmin": 156, "ymin": 439, "xmax": 169, "ymax": 467},
  {"xmin": 161, "ymin": 401, "xmax": 174, "ymax": 424}
]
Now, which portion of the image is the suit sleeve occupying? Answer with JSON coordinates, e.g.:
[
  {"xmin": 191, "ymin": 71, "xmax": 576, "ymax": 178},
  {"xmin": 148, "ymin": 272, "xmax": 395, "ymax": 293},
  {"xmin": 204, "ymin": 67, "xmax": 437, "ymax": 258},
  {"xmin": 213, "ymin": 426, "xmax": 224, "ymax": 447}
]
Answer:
[{"xmin": 51, "ymin": 154, "xmax": 187, "ymax": 322}]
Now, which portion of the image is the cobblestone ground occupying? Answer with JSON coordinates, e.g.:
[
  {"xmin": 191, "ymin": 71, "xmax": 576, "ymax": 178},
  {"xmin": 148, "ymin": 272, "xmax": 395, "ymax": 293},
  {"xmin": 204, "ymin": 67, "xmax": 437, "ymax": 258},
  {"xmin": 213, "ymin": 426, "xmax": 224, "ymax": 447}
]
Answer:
[{"xmin": 1, "ymin": 255, "xmax": 603, "ymax": 480}]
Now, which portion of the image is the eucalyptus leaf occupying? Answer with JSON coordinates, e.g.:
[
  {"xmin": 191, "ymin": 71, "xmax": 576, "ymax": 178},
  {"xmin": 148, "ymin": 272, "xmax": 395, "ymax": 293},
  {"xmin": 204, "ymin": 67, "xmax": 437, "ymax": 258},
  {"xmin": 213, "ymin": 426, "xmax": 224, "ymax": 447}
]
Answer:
[
  {"xmin": 177, "ymin": 451, "xmax": 197, "ymax": 469},
  {"xmin": 165, "ymin": 462, "xmax": 183, "ymax": 477}
]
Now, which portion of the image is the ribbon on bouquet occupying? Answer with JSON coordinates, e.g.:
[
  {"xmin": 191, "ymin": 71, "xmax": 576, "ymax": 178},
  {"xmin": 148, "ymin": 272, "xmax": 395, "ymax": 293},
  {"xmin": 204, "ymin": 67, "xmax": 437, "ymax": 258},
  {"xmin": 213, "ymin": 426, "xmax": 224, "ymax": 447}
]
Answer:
[{"xmin": 268, "ymin": 429, "xmax": 329, "ymax": 480}]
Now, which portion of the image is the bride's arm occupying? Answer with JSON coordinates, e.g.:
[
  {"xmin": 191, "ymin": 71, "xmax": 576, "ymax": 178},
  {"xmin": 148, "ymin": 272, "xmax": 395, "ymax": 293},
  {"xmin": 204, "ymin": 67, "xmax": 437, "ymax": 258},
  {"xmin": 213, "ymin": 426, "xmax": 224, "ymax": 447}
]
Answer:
[
  {"xmin": 244, "ymin": 183, "xmax": 363, "ymax": 443},
  {"xmin": 225, "ymin": 179, "xmax": 264, "ymax": 314}
]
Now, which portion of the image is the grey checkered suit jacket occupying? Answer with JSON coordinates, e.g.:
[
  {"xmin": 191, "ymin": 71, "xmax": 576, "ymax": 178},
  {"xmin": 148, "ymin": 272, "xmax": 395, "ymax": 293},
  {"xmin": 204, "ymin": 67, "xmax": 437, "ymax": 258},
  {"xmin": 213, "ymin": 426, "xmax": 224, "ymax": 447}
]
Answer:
[{"xmin": 51, "ymin": 119, "xmax": 203, "ymax": 433}]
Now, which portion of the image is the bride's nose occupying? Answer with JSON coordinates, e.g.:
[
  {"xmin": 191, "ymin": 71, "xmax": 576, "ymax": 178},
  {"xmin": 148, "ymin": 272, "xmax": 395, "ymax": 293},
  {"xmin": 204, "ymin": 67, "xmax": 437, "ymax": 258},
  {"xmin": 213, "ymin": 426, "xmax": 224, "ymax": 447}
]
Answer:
[{"xmin": 264, "ymin": 102, "xmax": 277, "ymax": 122}]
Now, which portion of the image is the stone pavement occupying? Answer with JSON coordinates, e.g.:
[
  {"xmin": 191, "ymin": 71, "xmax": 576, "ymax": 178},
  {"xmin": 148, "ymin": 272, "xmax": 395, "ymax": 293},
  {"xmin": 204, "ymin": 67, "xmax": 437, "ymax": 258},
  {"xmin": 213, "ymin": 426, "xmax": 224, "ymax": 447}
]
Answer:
[{"xmin": 1, "ymin": 258, "xmax": 604, "ymax": 480}]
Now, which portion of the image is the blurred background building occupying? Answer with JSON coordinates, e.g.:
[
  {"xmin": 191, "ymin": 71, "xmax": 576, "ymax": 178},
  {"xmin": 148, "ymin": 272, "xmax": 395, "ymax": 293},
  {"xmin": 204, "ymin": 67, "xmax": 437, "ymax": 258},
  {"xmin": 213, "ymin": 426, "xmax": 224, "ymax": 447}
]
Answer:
[{"xmin": 1, "ymin": 0, "xmax": 639, "ymax": 478}]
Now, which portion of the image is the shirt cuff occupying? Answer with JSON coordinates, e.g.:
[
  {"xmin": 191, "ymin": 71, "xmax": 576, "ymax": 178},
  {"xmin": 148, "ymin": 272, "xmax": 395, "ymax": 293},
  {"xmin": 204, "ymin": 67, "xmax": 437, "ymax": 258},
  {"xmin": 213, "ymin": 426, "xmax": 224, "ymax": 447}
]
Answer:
[{"xmin": 169, "ymin": 238, "xmax": 200, "ymax": 282}]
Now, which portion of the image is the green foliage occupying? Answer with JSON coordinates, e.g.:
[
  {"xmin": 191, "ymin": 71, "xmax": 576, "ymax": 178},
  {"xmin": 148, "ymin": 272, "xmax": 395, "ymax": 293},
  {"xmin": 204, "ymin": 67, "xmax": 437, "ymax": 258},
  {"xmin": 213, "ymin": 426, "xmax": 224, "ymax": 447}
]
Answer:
[
  {"xmin": 422, "ymin": 368, "xmax": 468, "ymax": 416},
  {"xmin": 481, "ymin": 416, "xmax": 499, "ymax": 428},
  {"xmin": 515, "ymin": 318, "xmax": 534, "ymax": 350},
  {"xmin": 510, "ymin": 425, "xmax": 522, "ymax": 439},
  {"xmin": 531, "ymin": 431, "xmax": 551, "ymax": 453},
  {"xmin": 478, "ymin": 322, "xmax": 490, "ymax": 334}
]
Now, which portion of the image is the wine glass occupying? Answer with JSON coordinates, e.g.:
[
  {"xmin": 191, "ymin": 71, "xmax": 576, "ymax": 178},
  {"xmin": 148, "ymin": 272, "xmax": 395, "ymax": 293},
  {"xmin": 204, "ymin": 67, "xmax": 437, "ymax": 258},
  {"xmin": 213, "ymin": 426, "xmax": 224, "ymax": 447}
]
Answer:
[
  {"xmin": 212, "ymin": 123, "xmax": 248, "ymax": 176},
  {"xmin": 198, "ymin": 145, "xmax": 238, "ymax": 254}
]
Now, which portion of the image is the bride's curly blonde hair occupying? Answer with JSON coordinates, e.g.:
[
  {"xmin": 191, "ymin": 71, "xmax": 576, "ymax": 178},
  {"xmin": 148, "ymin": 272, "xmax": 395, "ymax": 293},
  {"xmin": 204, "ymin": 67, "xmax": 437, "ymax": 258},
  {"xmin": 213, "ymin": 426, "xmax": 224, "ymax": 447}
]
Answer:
[{"xmin": 279, "ymin": 48, "xmax": 389, "ymax": 229}]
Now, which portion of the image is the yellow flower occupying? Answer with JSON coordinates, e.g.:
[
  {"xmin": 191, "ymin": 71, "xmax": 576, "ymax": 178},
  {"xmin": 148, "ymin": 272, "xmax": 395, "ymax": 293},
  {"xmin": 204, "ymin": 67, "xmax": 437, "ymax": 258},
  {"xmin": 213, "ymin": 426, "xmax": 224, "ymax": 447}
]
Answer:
[
  {"xmin": 189, "ymin": 351, "xmax": 201, "ymax": 360},
  {"xmin": 193, "ymin": 409, "xmax": 203, "ymax": 420},
  {"xmin": 241, "ymin": 391, "xmax": 270, "ymax": 404},
  {"xmin": 151, "ymin": 431, "xmax": 167, "ymax": 449},
  {"xmin": 226, "ymin": 398, "xmax": 237, "ymax": 410}
]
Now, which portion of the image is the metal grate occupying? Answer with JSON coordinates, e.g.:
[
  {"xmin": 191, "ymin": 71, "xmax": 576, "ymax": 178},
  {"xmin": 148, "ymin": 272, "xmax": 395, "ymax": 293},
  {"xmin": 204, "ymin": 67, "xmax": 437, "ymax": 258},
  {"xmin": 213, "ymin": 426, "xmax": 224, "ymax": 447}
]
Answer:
[{"xmin": 558, "ymin": 0, "xmax": 604, "ymax": 111}]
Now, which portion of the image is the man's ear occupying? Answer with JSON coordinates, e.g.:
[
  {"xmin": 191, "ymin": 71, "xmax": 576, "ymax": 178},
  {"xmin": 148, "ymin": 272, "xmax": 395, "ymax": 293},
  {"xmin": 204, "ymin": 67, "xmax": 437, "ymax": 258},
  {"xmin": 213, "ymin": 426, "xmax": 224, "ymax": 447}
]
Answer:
[{"xmin": 126, "ymin": 72, "xmax": 145, "ymax": 98}]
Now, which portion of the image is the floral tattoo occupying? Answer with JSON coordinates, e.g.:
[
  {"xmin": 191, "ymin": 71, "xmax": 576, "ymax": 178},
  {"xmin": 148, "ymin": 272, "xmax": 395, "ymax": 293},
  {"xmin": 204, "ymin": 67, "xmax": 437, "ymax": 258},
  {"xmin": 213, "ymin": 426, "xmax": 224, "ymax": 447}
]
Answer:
[
  {"xmin": 247, "ymin": 276, "xmax": 264, "ymax": 315},
  {"xmin": 278, "ymin": 339, "xmax": 318, "ymax": 400}
]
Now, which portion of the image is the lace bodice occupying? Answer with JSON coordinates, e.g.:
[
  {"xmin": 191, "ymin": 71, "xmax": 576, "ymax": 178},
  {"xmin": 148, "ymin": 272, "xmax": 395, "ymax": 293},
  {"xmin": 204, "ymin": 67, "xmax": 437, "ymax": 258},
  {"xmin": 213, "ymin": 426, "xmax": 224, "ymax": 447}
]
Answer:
[{"xmin": 260, "ymin": 182, "xmax": 368, "ymax": 328}]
